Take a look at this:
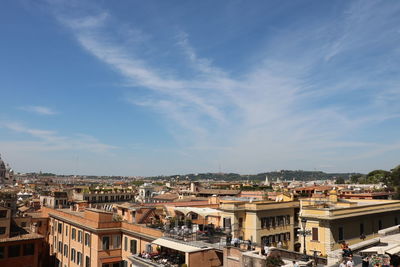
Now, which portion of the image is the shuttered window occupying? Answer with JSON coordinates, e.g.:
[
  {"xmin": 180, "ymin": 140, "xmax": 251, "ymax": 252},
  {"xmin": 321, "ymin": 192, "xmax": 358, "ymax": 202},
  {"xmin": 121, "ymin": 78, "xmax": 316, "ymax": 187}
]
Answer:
[{"xmin": 312, "ymin": 227, "xmax": 318, "ymax": 241}]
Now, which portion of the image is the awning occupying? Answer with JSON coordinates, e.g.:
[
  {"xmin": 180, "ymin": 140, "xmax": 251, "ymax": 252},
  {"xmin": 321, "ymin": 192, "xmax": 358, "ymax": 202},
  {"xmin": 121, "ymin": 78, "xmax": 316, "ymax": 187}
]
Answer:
[
  {"xmin": 386, "ymin": 245, "xmax": 400, "ymax": 255},
  {"xmin": 174, "ymin": 207, "xmax": 220, "ymax": 217},
  {"xmin": 361, "ymin": 244, "xmax": 400, "ymax": 255},
  {"xmin": 152, "ymin": 238, "xmax": 208, "ymax": 253},
  {"xmin": 101, "ymin": 257, "xmax": 123, "ymax": 263}
]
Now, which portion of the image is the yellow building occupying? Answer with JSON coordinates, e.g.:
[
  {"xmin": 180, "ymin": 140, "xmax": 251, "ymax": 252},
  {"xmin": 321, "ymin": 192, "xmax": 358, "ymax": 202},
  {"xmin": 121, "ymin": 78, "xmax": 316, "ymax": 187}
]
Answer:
[
  {"xmin": 219, "ymin": 199, "xmax": 300, "ymax": 250},
  {"xmin": 300, "ymin": 190, "xmax": 400, "ymax": 257}
]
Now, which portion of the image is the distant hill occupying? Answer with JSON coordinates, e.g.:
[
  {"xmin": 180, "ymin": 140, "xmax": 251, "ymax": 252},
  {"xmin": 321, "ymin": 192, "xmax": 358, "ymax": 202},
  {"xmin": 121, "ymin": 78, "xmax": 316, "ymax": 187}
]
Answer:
[{"xmin": 147, "ymin": 170, "xmax": 361, "ymax": 182}]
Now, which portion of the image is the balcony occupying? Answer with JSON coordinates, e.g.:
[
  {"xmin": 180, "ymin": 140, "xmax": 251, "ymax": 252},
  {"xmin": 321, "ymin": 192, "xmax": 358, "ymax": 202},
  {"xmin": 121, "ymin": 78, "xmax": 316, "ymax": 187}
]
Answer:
[{"xmin": 129, "ymin": 255, "xmax": 164, "ymax": 267}]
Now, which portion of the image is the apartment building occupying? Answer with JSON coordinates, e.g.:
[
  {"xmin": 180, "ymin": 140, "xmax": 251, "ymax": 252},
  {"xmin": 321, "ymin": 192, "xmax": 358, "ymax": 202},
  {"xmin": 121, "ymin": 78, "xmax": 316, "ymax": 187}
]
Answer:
[
  {"xmin": 72, "ymin": 188, "xmax": 134, "ymax": 204},
  {"xmin": 0, "ymin": 207, "xmax": 46, "ymax": 267},
  {"xmin": 219, "ymin": 199, "xmax": 300, "ymax": 251},
  {"xmin": 300, "ymin": 190, "xmax": 400, "ymax": 257},
  {"xmin": 44, "ymin": 206, "xmax": 163, "ymax": 267}
]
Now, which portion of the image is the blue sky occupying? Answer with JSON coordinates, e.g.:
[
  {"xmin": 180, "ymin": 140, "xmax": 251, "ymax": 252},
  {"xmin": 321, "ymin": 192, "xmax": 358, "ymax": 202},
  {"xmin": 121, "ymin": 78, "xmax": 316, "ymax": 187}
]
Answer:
[{"xmin": 1, "ymin": 0, "xmax": 400, "ymax": 176}]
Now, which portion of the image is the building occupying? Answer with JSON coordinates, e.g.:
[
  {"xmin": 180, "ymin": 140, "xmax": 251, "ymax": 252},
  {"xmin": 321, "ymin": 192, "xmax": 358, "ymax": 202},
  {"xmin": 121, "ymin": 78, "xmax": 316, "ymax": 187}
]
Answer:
[
  {"xmin": 43, "ymin": 206, "xmax": 163, "ymax": 267},
  {"xmin": 40, "ymin": 191, "xmax": 68, "ymax": 209},
  {"xmin": 299, "ymin": 190, "xmax": 400, "ymax": 257},
  {"xmin": 0, "ymin": 156, "xmax": 14, "ymax": 185},
  {"xmin": 0, "ymin": 207, "xmax": 47, "ymax": 267},
  {"xmin": 219, "ymin": 199, "xmax": 300, "ymax": 251},
  {"xmin": 195, "ymin": 189, "xmax": 241, "ymax": 198},
  {"xmin": 136, "ymin": 183, "xmax": 155, "ymax": 203},
  {"xmin": 72, "ymin": 187, "xmax": 134, "ymax": 203},
  {"xmin": 338, "ymin": 190, "xmax": 392, "ymax": 200}
]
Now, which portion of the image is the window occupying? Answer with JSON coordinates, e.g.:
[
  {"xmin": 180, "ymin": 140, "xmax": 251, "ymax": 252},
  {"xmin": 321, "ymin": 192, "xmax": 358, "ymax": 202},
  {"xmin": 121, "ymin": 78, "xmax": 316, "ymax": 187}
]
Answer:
[
  {"xmin": 58, "ymin": 222, "xmax": 62, "ymax": 234},
  {"xmin": 379, "ymin": 220, "xmax": 383, "ymax": 230},
  {"xmin": 124, "ymin": 237, "xmax": 128, "ymax": 251},
  {"xmin": 338, "ymin": 227, "xmax": 344, "ymax": 241},
  {"xmin": 65, "ymin": 226, "xmax": 68, "ymax": 236},
  {"xmin": 72, "ymin": 228, "xmax": 76, "ymax": 240},
  {"xmin": 239, "ymin": 218, "xmax": 243, "ymax": 228},
  {"xmin": 86, "ymin": 256, "xmax": 90, "ymax": 267},
  {"xmin": 0, "ymin": 227, "xmax": 5, "ymax": 235},
  {"xmin": 71, "ymin": 248, "xmax": 76, "ymax": 262},
  {"xmin": 0, "ymin": 247, "xmax": 4, "ymax": 259},
  {"xmin": 223, "ymin": 218, "xmax": 231, "ymax": 229},
  {"xmin": 102, "ymin": 236, "xmax": 110, "ymax": 250},
  {"xmin": 130, "ymin": 239, "xmax": 137, "ymax": 254},
  {"xmin": 78, "ymin": 230, "xmax": 83, "ymax": 243},
  {"xmin": 64, "ymin": 244, "xmax": 68, "ymax": 257},
  {"xmin": 113, "ymin": 235, "xmax": 121, "ymax": 249},
  {"xmin": 8, "ymin": 245, "xmax": 21, "ymax": 257},
  {"xmin": 360, "ymin": 223, "xmax": 364, "ymax": 236},
  {"xmin": 0, "ymin": 210, "xmax": 7, "ymax": 218},
  {"xmin": 58, "ymin": 241, "xmax": 62, "ymax": 253},
  {"xmin": 77, "ymin": 252, "xmax": 82, "ymax": 265},
  {"xmin": 23, "ymin": 243, "xmax": 35, "ymax": 256},
  {"xmin": 312, "ymin": 227, "xmax": 318, "ymax": 241},
  {"xmin": 85, "ymin": 233, "xmax": 91, "ymax": 247}
]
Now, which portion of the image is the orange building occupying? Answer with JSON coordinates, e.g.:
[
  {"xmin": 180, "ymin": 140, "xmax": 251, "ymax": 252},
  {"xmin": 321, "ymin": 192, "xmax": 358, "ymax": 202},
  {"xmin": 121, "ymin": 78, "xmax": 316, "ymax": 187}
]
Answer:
[{"xmin": 0, "ymin": 207, "xmax": 47, "ymax": 267}]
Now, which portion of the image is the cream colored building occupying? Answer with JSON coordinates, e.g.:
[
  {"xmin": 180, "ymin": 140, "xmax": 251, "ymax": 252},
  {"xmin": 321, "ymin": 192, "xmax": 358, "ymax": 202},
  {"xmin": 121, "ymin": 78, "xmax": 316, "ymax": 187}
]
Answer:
[
  {"xmin": 219, "ymin": 199, "xmax": 300, "ymax": 250},
  {"xmin": 300, "ymin": 190, "xmax": 400, "ymax": 257}
]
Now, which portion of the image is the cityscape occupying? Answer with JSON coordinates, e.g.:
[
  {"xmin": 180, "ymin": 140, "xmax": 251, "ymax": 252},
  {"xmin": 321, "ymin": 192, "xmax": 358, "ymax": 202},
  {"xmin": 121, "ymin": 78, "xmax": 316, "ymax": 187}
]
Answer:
[{"xmin": 1, "ymin": 1, "xmax": 400, "ymax": 267}]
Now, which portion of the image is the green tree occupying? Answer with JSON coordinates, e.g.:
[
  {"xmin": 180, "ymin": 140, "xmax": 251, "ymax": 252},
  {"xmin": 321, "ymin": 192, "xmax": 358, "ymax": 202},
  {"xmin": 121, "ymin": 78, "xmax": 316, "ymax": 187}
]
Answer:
[
  {"xmin": 349, "ymin": 174, "xmax": 364, "ymax": 184},
  {"xmin": 365, "ymin": 170, "xmax": 390, "ymax": 184},
  {"xmin": 335, "ymin": 177, "xmax": 346, "ymax": 184},
  {"xmin": 389, "ymin": 165, "xmax": 400, "ymax": 199}
]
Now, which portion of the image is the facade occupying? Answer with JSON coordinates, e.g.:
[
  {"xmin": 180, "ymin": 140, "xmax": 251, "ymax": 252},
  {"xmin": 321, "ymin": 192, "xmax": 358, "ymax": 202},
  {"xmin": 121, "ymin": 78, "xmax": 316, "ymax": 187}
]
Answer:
[
  {"xmin": 300, "ymin": 190, "xmax": 400, "ymax": 257},
  {"xmin": 136, "ymin": 183, "xmax": 155, "ymax": 203},
  {"xmin": 43, "ymin": 206, "xmax": 163, "ymax": 267},
  {"xmin": 219, "ymin": 199, "xmax": 300, "ymax": 251},
  {"xmin": 72, "ymin": 188, "xmax": 134, "ymax": 204},
  {"xmin": 40, "ymin": 192, "xmax": 68, "ymax": 209},
  {"xmin": 0, "ymin": 191, "xmax": 17, "ymax": 213},
  {"xmin": 0, "ymin": 207, "xmax": 47, "ymax": 267}
]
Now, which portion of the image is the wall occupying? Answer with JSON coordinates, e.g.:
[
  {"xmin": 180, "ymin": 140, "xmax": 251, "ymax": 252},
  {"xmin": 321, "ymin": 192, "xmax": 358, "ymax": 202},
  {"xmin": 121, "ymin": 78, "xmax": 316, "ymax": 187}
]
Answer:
[{"xmin": 188, "ymin": 249, "xmax": 223, "ymax": 267}]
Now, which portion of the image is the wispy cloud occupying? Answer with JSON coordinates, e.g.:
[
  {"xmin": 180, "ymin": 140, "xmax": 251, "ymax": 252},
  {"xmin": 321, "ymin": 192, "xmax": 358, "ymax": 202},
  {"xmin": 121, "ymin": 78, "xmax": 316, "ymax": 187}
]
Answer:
[
  {"xmin": 1, "ymin": 122, "xmax": 116, "ymax": 153},
  {"xmin": 39, "ymin": 0, "xmax": 400, "ymax": 173},
  {"xmin": 18, "ymin": 105, "xmax": 57, "ymax": 115}
]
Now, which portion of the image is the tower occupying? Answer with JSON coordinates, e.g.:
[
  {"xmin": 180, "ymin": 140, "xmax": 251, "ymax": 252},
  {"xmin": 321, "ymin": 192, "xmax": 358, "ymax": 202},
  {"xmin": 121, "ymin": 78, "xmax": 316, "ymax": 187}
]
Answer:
[{"xmin": 264, "ymin": 175, "xmax": 270, "ymax": 186}]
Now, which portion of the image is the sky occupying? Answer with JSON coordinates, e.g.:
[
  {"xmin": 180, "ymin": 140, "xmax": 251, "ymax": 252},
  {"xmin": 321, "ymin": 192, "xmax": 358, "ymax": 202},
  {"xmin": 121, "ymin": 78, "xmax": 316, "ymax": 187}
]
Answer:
[{"xmin": 0, "ymin": 0, "xmax": 400, "ymax": 176}]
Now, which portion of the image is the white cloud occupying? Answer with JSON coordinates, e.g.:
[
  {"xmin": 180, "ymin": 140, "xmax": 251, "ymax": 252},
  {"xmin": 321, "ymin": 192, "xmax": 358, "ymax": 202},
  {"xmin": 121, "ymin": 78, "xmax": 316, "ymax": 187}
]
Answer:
[
  {"xmin": 1, "ymin": 122, "xmax": 116, "ymax": 153},
  {"xmin": 31, "ymin": 0, "xmax": 400, "ymax": 174},
  {"xmin": 18, "ymin": 105, "xmax": 57, "ymax": 115}
]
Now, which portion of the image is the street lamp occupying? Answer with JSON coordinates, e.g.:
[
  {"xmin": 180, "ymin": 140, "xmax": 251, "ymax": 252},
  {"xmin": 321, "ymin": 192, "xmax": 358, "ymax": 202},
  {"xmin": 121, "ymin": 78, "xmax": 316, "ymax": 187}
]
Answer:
[{"xmin": 298, "ymin": 218, "xmax": 311, "ymax": 261}]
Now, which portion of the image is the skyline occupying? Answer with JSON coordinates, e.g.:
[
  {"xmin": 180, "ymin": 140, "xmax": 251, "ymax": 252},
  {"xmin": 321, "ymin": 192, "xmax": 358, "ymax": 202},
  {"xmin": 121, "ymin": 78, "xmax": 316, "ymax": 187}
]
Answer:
[{"xmin": 1, "ymin": 0, "xmax": 400, "ymax": 176}]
